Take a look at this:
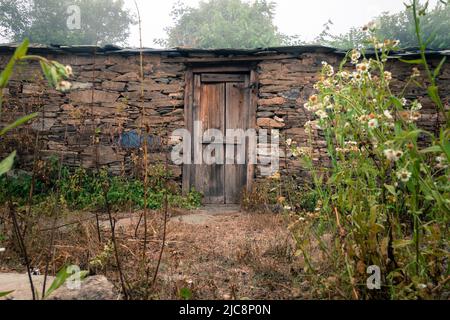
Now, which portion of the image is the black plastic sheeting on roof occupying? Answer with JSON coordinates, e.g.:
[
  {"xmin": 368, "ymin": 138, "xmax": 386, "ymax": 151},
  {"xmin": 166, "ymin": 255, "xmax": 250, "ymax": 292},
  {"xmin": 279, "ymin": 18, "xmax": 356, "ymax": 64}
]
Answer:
[{"xmin": 0, "ymin": 43, "xmax": 449, "ymax": 58}]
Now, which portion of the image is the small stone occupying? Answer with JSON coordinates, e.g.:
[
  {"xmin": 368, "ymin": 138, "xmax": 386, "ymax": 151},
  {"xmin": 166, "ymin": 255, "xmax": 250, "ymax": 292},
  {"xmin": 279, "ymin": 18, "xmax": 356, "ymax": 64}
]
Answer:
[
  {"xmin": 114, "ymin": 72, "xmax": 140, "ymax": 82},
  {"xmin": 257, "ymin": 118, "xmax": 286, "ymax": 129},
  {"xmin": 69, "ymin": 90, "xmax": 120, "ymax": 104},
  {"xmin": 49, "ymin": 276, "xmax": 117, "ymax": 300},
  {"xmin": 102, "ymin": 81, "xmax": 126, "ymax": 91},
  {"xmin": 257, "ymin": 112, "xmax": 274, "ymax": 117},
  {"xmin": 258, "ymin": 97, "xmax": 286, "ymax": 106},
  {"xmin": 71, "ymin": 82, "xmax": 93, "ymax": 90}
]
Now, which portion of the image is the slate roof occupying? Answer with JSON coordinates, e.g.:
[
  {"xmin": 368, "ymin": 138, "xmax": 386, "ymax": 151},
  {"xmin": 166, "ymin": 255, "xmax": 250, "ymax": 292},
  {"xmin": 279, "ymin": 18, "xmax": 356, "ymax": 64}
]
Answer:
[{"xmin": 0, "ymin": 43, "xmax": 449, "ymax": 58}]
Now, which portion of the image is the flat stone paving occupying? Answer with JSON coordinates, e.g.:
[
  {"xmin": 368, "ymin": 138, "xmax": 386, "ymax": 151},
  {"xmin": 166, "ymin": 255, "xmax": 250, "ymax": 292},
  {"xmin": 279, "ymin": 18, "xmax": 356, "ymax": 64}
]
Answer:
[
  {"xmin": 0, "ymin": 273, "xmax": 55, "ymax": 300},
  {"xmin": 170, "ymin": 204, "xmax": 241, "ymax": 225},
  {"xmin": 0, "ymin": 205, "xmax": 242, "ymax": 300}
]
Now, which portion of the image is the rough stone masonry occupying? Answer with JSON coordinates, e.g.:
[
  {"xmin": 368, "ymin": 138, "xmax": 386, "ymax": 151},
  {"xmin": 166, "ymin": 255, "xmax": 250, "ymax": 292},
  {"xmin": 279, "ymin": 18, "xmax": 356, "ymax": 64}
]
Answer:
[{"xmin": 0, "ymin": 45, "xmax": 448, "ymax": 185}]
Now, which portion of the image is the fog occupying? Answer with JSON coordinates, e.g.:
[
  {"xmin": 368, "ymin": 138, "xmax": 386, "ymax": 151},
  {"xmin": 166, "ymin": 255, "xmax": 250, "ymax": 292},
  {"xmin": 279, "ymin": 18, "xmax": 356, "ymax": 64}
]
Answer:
[
  {"xmin": 0, "ymin": 0, "xmax": 440, "ymax": 48},
  {"xmin": 125, "ymin": 0, "xmax": 438, "ymax": 48}
]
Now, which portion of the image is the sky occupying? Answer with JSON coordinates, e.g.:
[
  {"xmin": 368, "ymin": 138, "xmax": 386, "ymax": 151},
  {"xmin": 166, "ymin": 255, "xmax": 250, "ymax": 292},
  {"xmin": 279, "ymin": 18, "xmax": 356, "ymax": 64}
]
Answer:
[
  {"xmin": 0, "ymin": 0, "xmax": 439, "ymax": 47},
  {"xmin": 124, "ymin": 0, "xmax": 438, "ymax": 48}
]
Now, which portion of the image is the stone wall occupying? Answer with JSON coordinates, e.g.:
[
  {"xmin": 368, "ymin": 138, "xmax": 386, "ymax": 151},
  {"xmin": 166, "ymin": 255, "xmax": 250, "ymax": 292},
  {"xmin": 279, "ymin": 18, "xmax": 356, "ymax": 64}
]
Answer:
[
  {"xmin": 0, "ymin": 49, "xmax": 448, "ymax": 184},
  {"xmin": 0, "ymin": 52, "xmax": 186, "ymax": 179},
  {"xmin": 255, "ymin": 53, "xmax": 449, "ymax": 178}
]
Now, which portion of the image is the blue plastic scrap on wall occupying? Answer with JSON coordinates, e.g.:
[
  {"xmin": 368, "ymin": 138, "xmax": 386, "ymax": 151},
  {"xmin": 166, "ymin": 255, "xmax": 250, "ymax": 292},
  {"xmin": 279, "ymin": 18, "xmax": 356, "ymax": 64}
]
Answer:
[{"xmin": 119, "ymin": 130, "xmax": 161, "ymax": 149}]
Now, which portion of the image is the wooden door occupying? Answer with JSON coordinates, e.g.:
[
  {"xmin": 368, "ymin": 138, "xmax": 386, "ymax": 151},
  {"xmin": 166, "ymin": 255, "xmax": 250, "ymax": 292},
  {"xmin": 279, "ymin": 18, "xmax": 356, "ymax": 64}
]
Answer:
[{"xmin": 184, "ymin": 72, "xmax": 254, "ymax": 204}]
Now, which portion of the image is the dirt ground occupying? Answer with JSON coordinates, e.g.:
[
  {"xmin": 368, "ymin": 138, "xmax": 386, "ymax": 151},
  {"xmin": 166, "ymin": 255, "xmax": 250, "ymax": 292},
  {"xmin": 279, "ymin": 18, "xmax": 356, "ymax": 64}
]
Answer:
[{"xmin": 0, "ymin": 206, "xmax": 310, "ymax": 300}]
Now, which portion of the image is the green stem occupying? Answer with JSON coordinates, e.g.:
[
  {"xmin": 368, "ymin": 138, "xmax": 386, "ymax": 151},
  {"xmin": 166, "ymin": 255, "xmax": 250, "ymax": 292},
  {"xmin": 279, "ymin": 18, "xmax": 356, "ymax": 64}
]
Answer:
[{"xmin": 412, "ymin": 0, "xmax": 448, "ymax": 123}]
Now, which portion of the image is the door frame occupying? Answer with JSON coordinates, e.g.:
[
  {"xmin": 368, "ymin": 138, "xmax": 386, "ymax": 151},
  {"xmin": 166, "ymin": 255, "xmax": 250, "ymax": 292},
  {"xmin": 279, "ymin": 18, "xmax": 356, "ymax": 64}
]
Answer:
[{"xmin": 182, "ymin": 64, "xmax": 258, "ymax": 201}]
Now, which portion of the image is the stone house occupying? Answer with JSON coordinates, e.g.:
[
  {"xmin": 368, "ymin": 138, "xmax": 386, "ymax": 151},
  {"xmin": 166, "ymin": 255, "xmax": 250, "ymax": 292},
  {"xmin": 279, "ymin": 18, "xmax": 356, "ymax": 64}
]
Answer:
[{"xmin": 0, "ymin": 44, "xmax": 448, "ymax": 204}]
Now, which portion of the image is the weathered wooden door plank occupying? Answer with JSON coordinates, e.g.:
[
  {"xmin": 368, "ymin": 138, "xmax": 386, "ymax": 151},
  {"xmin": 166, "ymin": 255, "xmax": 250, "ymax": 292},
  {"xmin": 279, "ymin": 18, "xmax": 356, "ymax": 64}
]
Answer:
[
  {"xmin": 185, "ymin": 68, "xmax": 255, "ymax": 204},
  {"xmin": 201, "ymin": 73, "xmax": 246, "ymax": 83},
  {"xmin": 224, "ymin": 75, "xmax": 250, "ymax": 204},
  {"xmin": 192, "ymin": 78, "xmax": 225, "ymax": 204}
]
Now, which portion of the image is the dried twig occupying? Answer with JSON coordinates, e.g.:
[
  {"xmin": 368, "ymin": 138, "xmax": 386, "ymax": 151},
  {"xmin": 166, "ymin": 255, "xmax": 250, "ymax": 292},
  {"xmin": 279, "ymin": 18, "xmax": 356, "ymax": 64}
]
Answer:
[
  {"xmin": 8, "ymin": 201, "xmax": 36, "ymax": 300},
  {"xmin": 41, "ymin": 147, "xmax": 65, "ymax": 297},
  {"xmin": 151, "ymin": 129, "xmax": 170, "ymax": 290},
  {"xmin": 103, "ymin": 182, "xmax": 129, "ymax": 300}
]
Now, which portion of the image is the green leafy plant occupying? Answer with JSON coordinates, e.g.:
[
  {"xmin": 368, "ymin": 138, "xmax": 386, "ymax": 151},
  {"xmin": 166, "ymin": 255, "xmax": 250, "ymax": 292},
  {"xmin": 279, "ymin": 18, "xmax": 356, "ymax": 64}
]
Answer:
[
  {"xmin": 156, "ymin": 0, "xmax": 288, "ymax": 49},
  {"xmin": 288, "ymin": 0, "xmax": 449, "ymax": 300},
  {"xmin": 43, "ymin": 265, "xmax": 89, "ymax": 299},
  {"xmin": 0, "ymin": 163, "xmax": 202, "ymax": 211},
  {"xmin": 0, "ymin": 38, "xmax": 73, "ymax": 300},
  {"xmin": 179, "ymin": 287, "xmax": 193, "ymax": 300},
  {"xmin": 0, "ymin": 38, "xmax": 73, "ymax": 177},
  {"xmin": 0, "ymin": 290, "xmax": 14, "ymax": 298}
]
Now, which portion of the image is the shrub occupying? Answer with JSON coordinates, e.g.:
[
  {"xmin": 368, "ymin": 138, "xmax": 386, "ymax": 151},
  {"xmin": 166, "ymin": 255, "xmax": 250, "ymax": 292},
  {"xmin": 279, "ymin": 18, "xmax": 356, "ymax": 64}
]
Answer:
[
  {"xmin": 0, "ymin": 163, "xmax": 202, "ymax": 212},
  {"xmin": 288, "ymin": 1, "xmax": 449, "ymax": 299}
]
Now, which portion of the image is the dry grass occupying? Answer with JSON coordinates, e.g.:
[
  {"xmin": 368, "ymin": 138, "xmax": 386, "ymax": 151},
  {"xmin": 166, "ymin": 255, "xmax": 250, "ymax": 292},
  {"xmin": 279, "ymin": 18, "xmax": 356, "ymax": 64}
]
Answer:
[{"xmin": 0, "ymin": 208, "xmax": 311, "ymax": 300}]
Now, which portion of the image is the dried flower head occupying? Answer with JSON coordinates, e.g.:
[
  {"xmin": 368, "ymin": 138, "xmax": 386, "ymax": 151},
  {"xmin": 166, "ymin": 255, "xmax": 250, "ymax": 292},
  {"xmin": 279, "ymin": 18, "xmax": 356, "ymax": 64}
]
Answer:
[
  {"xmin": 65, "ymin": 65, "xmax": 73, "ymax": 77},
  {"xmin": 351, "ymin": 49, "xmax": 361, "ymax": 64},
  {"xmin": 286, "ymin": 138, "xmax": 293, "ymax": 146},
  {"xmin": 384, "ymin": 71, "xmax": 392, "ymax": 82},
  {"xmin": 411, "ymin": 67, "xmax": 421, "ymax": 78},
  {"xmin": 384, "ymin": 149, "xmax": 404, "ymax": 162},
  {"xmin": 309, "ymin": 95, "xmax": 319, "ymax": 104},
  {"xmin": 315, "ymin": 109, "xmax": 328, "ymax": 119},
  {"xmin": 384, "ymin": 110, "xmax": 393, "ymax": 120},
  {"xmin": 56, "ymin": 80, "xmax": 72, "ymax": 92}
]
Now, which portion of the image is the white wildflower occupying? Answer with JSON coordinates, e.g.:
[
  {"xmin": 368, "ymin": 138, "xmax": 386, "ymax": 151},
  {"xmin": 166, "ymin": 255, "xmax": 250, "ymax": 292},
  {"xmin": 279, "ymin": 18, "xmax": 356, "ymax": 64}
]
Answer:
[
  {"xmin": 397, "ymin": 169, "xmax": 412, "ymax": 183},
  {"xmin": 65, "ymin": 65, "xmax": 73, "ymax": 77},
  {"xmin": 338, "ymin": 71, "xmax": 351, "ymax": 79},
  {"xmin": 351, "ymin": 49, "xmax": 361, "ymax": 64},
  {"xmin": 56, "ymin": 80, "xmax": 72, "ymax": 92},
  {"xmin": 304, "ymin": 102, "xmax": 321, "ymax": 112},
  {"xmin": 304, "ymin": 120, "xmax": 321, "ymax": 134},
  {"xmin": 286, "ymin": 139, "xmax": 293, "ymax": 146},
  {"xmin": 417, "ymin": 284, "xmax": 427, "ymax": 290},
  {"xmin": 327, "ymin": 66, "xmax": 334, "ymax": 77},
  {"xmin": 315, "ymin": 110, "xmax": 328, "ymax": 119},
  {"xmin": 356, "ymin": 62, "xmax": 370, "ymax": 73},
  {"xmin": 411, "ymin": 102, "xmax": 423, "ymax": 111},
  {"xmin": 0, "ymin": 248, "xmax": 5, "ymax": 253},
  {"xmin": 375, "ymin": 42, "xmax": 384, "ymax": 50},
  {"xmin": 384, "ymin": 149, "xmax": 403, "ymax": 162},
  {"xmin": 384, "ymin": 71, "xmax": 392, "ymax": 81},
  {"xmin": 368, "ymin": 119, "xmax": 379, "ymax": 129},
  {"xmin": 401, "ymin": 98, "xmax": 408, "ymax": 106},
  {"xmin": 383, "ymin": 110, "xmax": 393, "ymax": 120},
  {"xmin": 436, "ymin": 155, "xmax": 449, "ymax": 169},
  {"xmin": 352, "ymin": 72, "xmax": 363, "ymax": 82}
]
